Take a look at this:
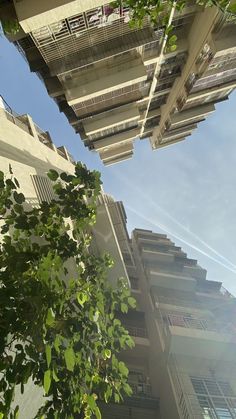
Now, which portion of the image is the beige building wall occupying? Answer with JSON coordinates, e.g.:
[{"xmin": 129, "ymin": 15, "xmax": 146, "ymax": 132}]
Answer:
[{"xmin": 129, "ymin": 229, "xmax": 236, "ymax": 419}]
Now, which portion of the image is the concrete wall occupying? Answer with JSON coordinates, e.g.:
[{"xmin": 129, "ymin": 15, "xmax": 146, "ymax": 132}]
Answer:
[{"xmin": 14, "ymin": 0, "xmax": 106, "ymax": 32}]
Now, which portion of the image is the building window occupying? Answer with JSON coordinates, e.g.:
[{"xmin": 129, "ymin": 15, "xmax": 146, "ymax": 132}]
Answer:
[
  {"xmin": 31, "ymin": 175, "xmax": 55, "ymax": 203},
  {"xmin": 191, "ymin": 377, "xmax": 236, "ymax": 418}
]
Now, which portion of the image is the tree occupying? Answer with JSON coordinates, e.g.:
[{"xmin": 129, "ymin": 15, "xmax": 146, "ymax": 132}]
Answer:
[
  {"xmin": 0, "ymin": 2, "xmax": 20, "ymax": 35},
  {"xmin": 112, "ymin": 0, "xmax": 236, "ymax": 50},
  {"xmin": 0, "ymin": 163, "xmax": 136, "ymax": 419}
]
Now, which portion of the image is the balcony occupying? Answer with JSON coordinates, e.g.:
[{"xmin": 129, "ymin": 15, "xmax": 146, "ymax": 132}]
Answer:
[
  {"xmin": 83, "ymin": 104, "xmax": 140, "ymax": 136},
  {"xmin": 0, "ymin": 102, "xmax": 32, "ymax": 136},
  {"xmin": 100, "ymin": 381, "xmax": 159, "ymax": 417},
  {"xmin": 34, "ymin": 123, "xmax": 55, "ymax": 150},
  {"xmin": 129, "ymin": 277, "xmax": 140, "ymax": 291},
  {"xmin": 64, "ymin": 56, "xmax": 147, "ymax": 105},
  {"xmin": 100, "ymin": 142, "xmax": 134, "ymax": 165},
  {"xmin": 170, "ymin": 103, "xmax": 215, "ymax": 128},
  {"xmin": 141, "ymin": 248, "xmax": 175, "ymax": 264},
  {"xmin": 158, "ymin": 312, "xmax": 236, "ymax": 361},
  {"xmin": 92, "ymin": 128, "xmax": 140, "ymax": 151},
  {"xmin": 149, "ymin": 270, "xmax": 196, "ymax": 292},
  {"xmin": 127, "ymin": 382, "xmax": 159, "ymax": 410},
  {"xmin": 126, "ymin": 325, "xmax": 148, "ymax": 339}
]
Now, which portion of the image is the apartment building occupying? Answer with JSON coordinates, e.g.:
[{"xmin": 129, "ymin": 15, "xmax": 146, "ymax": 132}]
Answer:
[
  {"xmin": 2, "ymin": 1, "xmax": 236, "ymax": 165},
  {"xmin": 103, "ymin": 202, "xmax": 236, "ymax": 418}
]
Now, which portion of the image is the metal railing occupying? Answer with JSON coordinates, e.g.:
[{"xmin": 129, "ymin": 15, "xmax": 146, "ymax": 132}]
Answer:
[
  {"xmin": 129, "ymin": 277, "xmax": 139, "ymax": 290},
  {"xmin": 125, "ymin": 325, "xmax": 148, "ymax": 338},
  {"xmin": 129, "ymin": 381, "xmax": 152, "ymax": 397},
  {"xmin": 0, "ymin": 96, "xmax": 32, "ymax": 135},
  {"xmin": 31, "ymin": 6, "xmax": 154, "ymax": 70},
  {"xmin": 220, "ymin": 286, "xmax": 235, "ymax": 299},
  {"xmin": 168, "ymin": 357, "xmax": 197, "ymax": 418},
  {"xmin": 0, "ymin": 95, "xmax": 76, "ymax": 163}
]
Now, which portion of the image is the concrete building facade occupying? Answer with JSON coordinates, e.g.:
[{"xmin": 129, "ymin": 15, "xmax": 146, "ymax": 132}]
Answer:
[
  {"xmin": 2, "ymin": 1, "xmax": 236, "ymax": 165},
  {"xmin": 104, "ymin": 203, "xmax": 236, "ymax": 418}
]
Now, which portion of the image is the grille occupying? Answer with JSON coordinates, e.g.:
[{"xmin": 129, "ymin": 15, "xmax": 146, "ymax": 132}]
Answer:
[
  {"xmin": 31, "ymin": 175, "xmax": 55, "ymax": 203},
  {"xmin": 72, "ymin": 81, "xmax": 149, "ymax": 117},
  {"xmin": 31, "ymin": 5, "xmax": 153, "ymax": 71},
  {"xmin": 87, "ymin": 120, "xmax": 139, "ymax": 142}
]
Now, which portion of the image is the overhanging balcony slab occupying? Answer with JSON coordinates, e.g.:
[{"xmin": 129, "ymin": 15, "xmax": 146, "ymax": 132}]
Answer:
[
  {"xmin": 93, "ymin": 128, "xmax": 140, "ymax": 151},
  {"xmin": 142, "ymin": 249, "xmax": 175, "ymax": 264},
  {"xmin": 150, "ymin": 271, "xmax": 196, "ymax": 292},
  {"xmin": 170, "ymin": 103, "xmax": 215, "ymax": 128},
  {"xmin": 167, "ymin": 326, "xmax": 236, "ymax": 361},
  {"xmin": 100, "ymin": 142, "xmax": 133, "ymax": 162},
  {"xmin": 103, "ymin": 151, "xmax": 133, "ymax": 166},
  {"xmin": 65, "ymin": 58, "xmax": 147, "ymax": 105},
  {"xmin": 83, "ymin": 105, "xmax": 140, "ymax": 135},
  {"xmin": 163, "ymin": 124, "xmax": 197, "ymax": 141}
]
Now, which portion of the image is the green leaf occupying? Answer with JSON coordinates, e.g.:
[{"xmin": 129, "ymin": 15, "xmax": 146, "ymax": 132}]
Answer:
[
  {"xmin": 60, "ymin": 172, "xmax": 69, "ymax": 182},
  {"xmin": 46, "ymin": 308, "xmax": 55, "ymax": 326},
  {"xmin": 229, "ymin": 3, "xmax": 236, "ymax": 12},
  {"xmin": 0, "ymin": 171, "xmax": 4, "ymax": 180},
  {"xmin": 94, "ymin": 407, "xmax": 101, "ymax": 419},
  {"xmin": 47, "ymin": 169, "xmax": 59, "ymax": 181},
  {"xmin": 52, "ymin": 369, "xmax": 59, "ymax": 382},
  {"xmin": 14, "ymin": 177, "xmax": 20, "ymax": 188},
  {"xmin": 43, "ymin": 370, "xmax": 51, "ymax": 394},
  {"xmin": 87, "ymin": 394, "xmax": 96, "ymax": 410},
  {"xmin": 54, "ymin": 335, "xmax": 61, "ymax": 354},
  {"xmin": 13, "ymin": 191, "xmax": 25, "ymax": 204},
  {"xmin": 104, "ymin": 349, "xmax": 111, "ymax": 359},
  {"xmin": 104, "ymin": 386, "xmax": 112, "ymax": 403},
  {"xmin": 14, "ymin": 405, "xmax": 19, "ymax": 419},
  {"xmin": 114, "ymin": 393, "xmax": 120, "ymax": 403},
  {"xmin": 77, "ymin": 292, "xmax": 88, "ymax": 306},
  {"xmin": 14, "ymin": 204, "xmax": 23, "ymax": 214},
  {"xmin": 123, "ymin": 383, "xmax": 132, "ymax": 396},
  {"xmin": 128, "ymin": 297, "xmax": 136, "ymax": 308},
  {"xmin": 168, "ymin": 34, "xmax": 177, "ymax": 45},
  {"xmin": 45, "ymin": 345, "xmax": 51, "ymax": 368},
  {"xmin": 64, "ymin": 347, "xmax": 75, "ymax": 372},
  {"xmin": 118, "ymin": 361, "xmax": 129, "ymax": 377},
  {"xmin": 121, "ymin": 303, "xmax": 128, "ymax": 313},
  {"xmin": 169, "ymin": 44, "xmax": 177, "ymax": 52},
  {"xmin": 6, "ymin": 179, "xmax": 16, "ymax": 189}
]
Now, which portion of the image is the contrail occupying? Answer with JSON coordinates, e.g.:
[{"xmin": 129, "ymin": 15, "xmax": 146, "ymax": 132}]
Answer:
[
  {"xmin": 113, "ymin": 172, "xmax": 236, "ymax": 270},
  {"xmin": 126, "ymin": 205, "xmax": 236, "ymax": 274},
  {"xmin": 148, "ymin": 196, "xmax": 236, "ymax": 270}
]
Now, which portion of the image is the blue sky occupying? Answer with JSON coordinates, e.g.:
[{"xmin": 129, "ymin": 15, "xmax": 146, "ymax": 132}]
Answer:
[{"xmin": 1, "ymin": 35, "xmax": 236, "ymax": 294}]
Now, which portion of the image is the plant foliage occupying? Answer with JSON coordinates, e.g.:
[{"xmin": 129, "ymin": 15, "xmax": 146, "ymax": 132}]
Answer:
[
  {"xmin": 0, "ymin": 163, "xmax": 135, "ymax": 418},
  {"xmin": 112, "ymin": 0, "xmax": 236, "ymax": 50}
]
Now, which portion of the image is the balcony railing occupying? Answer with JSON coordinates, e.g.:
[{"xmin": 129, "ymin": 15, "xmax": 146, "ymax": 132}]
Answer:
[
  {"xmin": 129, "ymin": 381, "xmax": 152, "ymax": 398},
  {"xmin": 31, "ymin": 6, "xmax": 154, "ymax": 71},
  {"xmin": 0, "ymin": 97, "xmax": 32, "ymax": 135},
  {"xmin": 220, "ymin": 286, "xmax": 234, "ymax": 299},
  {"xmin": 129, "ymin": 277, "xmax": 139, "ymax": 290},
  {"xmin": 0, "ymin": 95, "xmax": 76, "ymax": 163},
  {"xmin": 158, "ymin": 310, "xmax": 236, "ymax": 339},
  {"xmin": 125, "ymin": 325, "xmax": 148, "ymax": 338}
]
